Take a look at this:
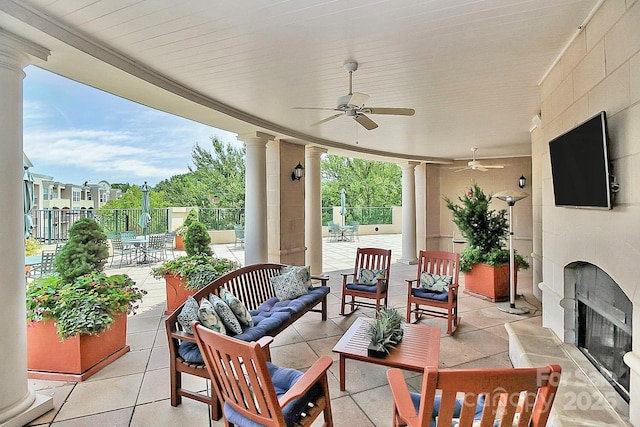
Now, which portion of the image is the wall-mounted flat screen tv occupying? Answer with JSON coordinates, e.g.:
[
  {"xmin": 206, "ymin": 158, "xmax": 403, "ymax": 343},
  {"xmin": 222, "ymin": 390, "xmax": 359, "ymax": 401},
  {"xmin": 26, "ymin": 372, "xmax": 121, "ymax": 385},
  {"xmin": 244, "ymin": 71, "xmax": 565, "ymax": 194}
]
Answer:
[{"xmin": 549, "ymin": 111, "xmax": 612, "ymax": 209}]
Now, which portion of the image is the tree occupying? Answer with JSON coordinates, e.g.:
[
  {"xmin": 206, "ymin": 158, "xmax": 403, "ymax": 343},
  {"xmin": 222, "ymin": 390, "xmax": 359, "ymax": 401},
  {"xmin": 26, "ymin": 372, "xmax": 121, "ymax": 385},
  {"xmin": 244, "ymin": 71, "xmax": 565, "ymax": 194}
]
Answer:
[
  {"xmin": 321, "ymin": 155, "xmax": 402, "ymax": 208},
  {"xmin": 100, "ymin": 185, "xmax": 168, "ymax": 210},
  {"xmin": 55, "ymin": 218, "xmax": 109, "ymax": 284}
]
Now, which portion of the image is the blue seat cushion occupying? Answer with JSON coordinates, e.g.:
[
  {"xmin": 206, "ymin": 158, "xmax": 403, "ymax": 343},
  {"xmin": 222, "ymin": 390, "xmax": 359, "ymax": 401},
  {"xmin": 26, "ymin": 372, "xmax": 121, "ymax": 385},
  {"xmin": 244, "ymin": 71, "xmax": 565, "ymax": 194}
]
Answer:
[
  {"xmin": 412, "ymin": 287, "xmax": 449, "ymax": 302},
  {"xmin": 225, "ymin": 361, "xmax": 321, "ymax": 427},
  {"xmin": 346, "ymin": 282, "xmax": 387, "ymax": 293},
  {"xmin": 178, "ymin": 341, "xmax": 204, "ymax": 364},
  {"xmin": 413, "ymin": 393, "xmax": 484, "ymax": 427}
]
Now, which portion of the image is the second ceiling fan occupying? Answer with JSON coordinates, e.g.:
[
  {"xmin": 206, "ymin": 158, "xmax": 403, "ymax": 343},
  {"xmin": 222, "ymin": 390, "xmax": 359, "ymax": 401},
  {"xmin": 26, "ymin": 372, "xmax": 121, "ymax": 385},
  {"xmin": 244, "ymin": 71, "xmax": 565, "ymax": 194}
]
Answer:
[
  {"xmin": 453, "ymin": 148, "xmax": 506, "ymax": 172},
  {"xmin": 294, "ymin": 61, "xmax": 415, "ymax": 130}
]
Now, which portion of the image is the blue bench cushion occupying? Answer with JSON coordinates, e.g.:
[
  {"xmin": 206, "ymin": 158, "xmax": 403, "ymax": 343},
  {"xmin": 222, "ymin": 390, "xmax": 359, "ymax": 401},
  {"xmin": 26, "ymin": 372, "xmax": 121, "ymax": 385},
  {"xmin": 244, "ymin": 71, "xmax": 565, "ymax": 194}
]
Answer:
[
  {"xmin": 178, "ymin": 286, "xmax": 330, "ymax": 363},
  {"xmin": 346, "ymin": 282, "xmax": 388, "ymax": 293},
  {"xmin": 224, "ymin": 361, "xmax": 321, "ymax": 427},
  {"xmin": 411, "ymin": 287, "xmax": 449, "ymax": 302}
]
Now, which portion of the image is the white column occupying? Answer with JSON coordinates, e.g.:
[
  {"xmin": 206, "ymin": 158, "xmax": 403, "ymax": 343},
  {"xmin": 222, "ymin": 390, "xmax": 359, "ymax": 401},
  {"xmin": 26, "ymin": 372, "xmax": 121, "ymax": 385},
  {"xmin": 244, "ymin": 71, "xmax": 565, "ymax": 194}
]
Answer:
[
  {"xmin": 399, "ymin": 162, "xmax": 418, "ymax": 264},
  {"xmin": 305, "ymin": 146, "xmax": 327, "ymax": 275},
  {"xmin": 238, "ymin": 132, "xmax": 273, "ymax": 265},
  {"xmin": 0, "ymin": 30, "xmax": 53, "ymax": 426}
]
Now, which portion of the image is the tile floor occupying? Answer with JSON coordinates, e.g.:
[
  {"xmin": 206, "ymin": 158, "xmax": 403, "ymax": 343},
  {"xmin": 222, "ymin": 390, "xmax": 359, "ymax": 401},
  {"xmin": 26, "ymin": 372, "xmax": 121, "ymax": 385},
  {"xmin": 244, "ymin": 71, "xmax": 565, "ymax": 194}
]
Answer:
[{"xmin": 27, "ymin": 234, "xmax": 543, "ymax": 427}]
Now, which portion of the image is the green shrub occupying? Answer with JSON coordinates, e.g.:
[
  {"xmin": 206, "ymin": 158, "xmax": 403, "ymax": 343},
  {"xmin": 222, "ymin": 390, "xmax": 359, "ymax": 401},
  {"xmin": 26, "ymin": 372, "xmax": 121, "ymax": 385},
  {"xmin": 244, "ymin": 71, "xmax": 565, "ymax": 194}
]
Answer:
[
  {"xmin": 55, "ymin": 218, "xmax": 109, "ymax": 284},
  {"xmin": 151, "ymin": 254, "xmax": 239, "ymax": 290},
  {"xmin": 184, "ymin": 221, "xmax": 212, "ymax": 257}
]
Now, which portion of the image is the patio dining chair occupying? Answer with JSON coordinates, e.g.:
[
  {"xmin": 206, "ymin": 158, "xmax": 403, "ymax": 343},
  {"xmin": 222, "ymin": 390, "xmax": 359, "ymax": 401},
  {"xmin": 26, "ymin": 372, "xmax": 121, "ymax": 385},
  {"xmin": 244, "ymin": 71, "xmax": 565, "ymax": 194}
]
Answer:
[
  {"xmin": 120, "ymin": 230, "xmax": 137, "ymax": 240},
  {"xmin": 233, "ymin": 225, "xmax": 245, "ymax": 248},
  {"xmin": 164, "ymin": 231, "xmax": 176, "ymax": 260},
  {"xmin": 386, "ymin": 364, "xmax": 562, "ymax": 427},
  {"xmin": 406, "ymin": 250, "xmax": 461, "ymax": 335},
  {"xmin": 341, "ymin": 247, "xmax": 391, "ymax": 315},
  {"xmin": 192, "ymin": 321, "xmax": 334, "ymax": 427},
  {"xmin": 141, "ymin": 234, "xmax": 165, "ymax": 263},
  {"xmin": 109, "ymin": 236, "xmax": 133, "ymax": 268},
  {"xmin": 327, "ymin": 221, "xmax": 341, "ymax": 242},
  {"xmin": 36, "ymin": 251, "xmax": 57, "ymax": 277}
]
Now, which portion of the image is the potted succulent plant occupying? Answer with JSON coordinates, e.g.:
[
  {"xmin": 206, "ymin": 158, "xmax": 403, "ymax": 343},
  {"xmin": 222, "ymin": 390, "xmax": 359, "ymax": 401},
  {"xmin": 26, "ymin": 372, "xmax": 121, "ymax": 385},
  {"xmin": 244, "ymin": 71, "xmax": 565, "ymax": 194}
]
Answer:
[
  {"xmin": 367, "ymin": 307, "xmax": 405, "ymax": 358},
  {"xmin": 444, "ymin": 183, "xmax": 529, "ymax": 301},
  {"xmin": 175, "ymin": 208, "xmax": 198, "ymax": 250},
  {"xmin": 153, "ymin": 220, "xmax": 239, "ymax": 313},
  {"xmin": 25, "ymin": 218, "xmax": 146, "ymax": 381}
]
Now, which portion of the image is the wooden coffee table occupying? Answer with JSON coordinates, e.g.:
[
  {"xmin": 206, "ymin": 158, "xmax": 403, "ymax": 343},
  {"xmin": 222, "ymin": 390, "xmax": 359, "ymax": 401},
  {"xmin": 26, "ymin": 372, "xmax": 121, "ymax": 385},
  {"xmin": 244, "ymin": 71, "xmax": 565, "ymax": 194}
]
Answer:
[{"xmin": 332, "ymin": 316, "xmax": 440, "ymax": 391}]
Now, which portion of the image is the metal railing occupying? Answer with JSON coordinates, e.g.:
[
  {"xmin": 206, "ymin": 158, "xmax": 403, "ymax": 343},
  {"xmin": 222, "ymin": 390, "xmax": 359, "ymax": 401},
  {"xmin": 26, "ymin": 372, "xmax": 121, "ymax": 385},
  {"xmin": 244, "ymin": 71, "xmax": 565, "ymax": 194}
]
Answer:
[
  {"xmin": 321, "ymin": 206, "xmax": 393, "ymax": 226},
  {"xmin": 197, "ymin": 208, "xmax": 244, "ymax": 230},
  {"xmin": 31, "ymin": 208, "xmax": 169, "ymax": 243}
]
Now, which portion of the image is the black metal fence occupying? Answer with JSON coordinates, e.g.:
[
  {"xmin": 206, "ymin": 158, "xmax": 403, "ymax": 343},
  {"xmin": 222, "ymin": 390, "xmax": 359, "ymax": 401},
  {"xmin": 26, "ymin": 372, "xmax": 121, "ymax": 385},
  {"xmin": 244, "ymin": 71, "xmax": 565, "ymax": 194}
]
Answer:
[
  {"xmin": 197, "ymin": 208, "xmax": 244, "ymax": 230},
  {"xmin": 321, "ymin": 207, "xmax": 393, "ymax": 226},
  {"xmin": 32, "ymin": 208, "xmax": 169, "ymax": 243}
]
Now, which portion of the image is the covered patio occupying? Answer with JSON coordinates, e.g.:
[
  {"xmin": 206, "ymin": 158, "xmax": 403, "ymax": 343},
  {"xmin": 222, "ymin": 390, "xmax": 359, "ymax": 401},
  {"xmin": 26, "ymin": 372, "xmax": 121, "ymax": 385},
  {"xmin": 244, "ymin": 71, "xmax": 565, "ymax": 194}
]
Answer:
[{"xmin": 26, "ymin": 234, "xmax": 542, "ymax": 426}]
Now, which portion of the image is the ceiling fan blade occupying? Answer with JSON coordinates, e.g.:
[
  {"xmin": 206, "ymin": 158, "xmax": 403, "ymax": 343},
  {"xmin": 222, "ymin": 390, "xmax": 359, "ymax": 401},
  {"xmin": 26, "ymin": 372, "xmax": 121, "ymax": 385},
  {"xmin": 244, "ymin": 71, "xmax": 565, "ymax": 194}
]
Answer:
[
  {"xmin": 346, "ymin": 92, "xmax": 369, "ymax": 108},
  {"xmin": 476, "ymin": 166, "xmax": 489, "ymax": 172},
  {"xmin": 482, "ymin": 165, "xmax": 505, "ymax": 169},
  {"xmin": 366, "ymin": 107, "xmax": 415, "ymax": 116},
  {"xmin": 453, "ymin": 167, "xmax": 471, "ymax": 173},
  {"xmin": 312, "ymin": 113, "xmax": 343, "ymax": 126},
  {"xmin": 293, "ymin": 107, "xmax": 340, "ymax": 111},
  {"xmin": 354, "ymin": 113, "xmax": 378, "ymax": 130}
]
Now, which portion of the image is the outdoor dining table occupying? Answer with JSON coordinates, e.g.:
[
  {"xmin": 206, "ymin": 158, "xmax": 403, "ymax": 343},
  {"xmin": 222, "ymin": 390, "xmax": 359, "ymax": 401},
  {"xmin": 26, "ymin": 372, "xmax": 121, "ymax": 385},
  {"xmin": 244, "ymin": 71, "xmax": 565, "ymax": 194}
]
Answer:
[
  {"xmin": 338, "ymin": 225, "xmax": 354, "ymax": 241},
  {"xmin": 122, "ymin": 236, "xmax": 150, "ymax": 264}
]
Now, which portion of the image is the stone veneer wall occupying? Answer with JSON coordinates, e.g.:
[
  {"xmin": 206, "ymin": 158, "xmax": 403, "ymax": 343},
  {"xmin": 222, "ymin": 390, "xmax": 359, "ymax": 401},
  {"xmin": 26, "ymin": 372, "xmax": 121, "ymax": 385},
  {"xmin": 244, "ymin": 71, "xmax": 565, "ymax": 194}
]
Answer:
[{"xmin": 535, "ymin": 1, "xmax": 640, "ymax": 424}]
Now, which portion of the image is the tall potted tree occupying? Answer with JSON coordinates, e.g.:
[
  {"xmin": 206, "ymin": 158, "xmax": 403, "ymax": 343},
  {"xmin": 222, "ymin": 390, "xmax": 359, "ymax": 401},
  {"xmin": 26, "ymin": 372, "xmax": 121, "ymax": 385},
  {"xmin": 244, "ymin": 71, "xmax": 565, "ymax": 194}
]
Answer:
[
  {"xmin": 174, "ymin": 208, "xmax": 198, "ymax": 250},
  {"xmin": 444, "ymin": 183, "xmax": 529, "ymax": 301},
  {"xmin": 26, "ymin": 218, "xmax": 146, "ymax": 381},
  {"xmin": 153, "ymin": 220, "xmax": 239, "ymax": 314}
]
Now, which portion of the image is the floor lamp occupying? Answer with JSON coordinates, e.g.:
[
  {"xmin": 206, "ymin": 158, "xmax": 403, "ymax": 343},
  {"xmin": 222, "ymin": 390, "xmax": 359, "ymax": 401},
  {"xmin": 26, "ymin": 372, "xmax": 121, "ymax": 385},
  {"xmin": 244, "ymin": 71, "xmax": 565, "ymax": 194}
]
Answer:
[{"xmin": 494, "ymin": 190, "xmax": 529, "ymax": 315}]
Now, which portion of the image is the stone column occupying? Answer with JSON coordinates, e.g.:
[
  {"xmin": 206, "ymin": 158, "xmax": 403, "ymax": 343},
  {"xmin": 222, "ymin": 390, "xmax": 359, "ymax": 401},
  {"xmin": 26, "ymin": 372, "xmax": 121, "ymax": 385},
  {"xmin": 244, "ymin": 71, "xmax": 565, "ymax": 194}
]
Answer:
[
  {"xmin": 305, "ymin": 146, "xmax": 327, "ymax": 275},
  {"xmin": 399, "ymin": 162, "xmax": 418, "ymax": 264},
  {"xmin": 238, "ymin": 132, "xmax": 273, "ymax": 265},
  {"xmin": 0, "ymin": 30, "xmax": 53, "ymax": 426}
]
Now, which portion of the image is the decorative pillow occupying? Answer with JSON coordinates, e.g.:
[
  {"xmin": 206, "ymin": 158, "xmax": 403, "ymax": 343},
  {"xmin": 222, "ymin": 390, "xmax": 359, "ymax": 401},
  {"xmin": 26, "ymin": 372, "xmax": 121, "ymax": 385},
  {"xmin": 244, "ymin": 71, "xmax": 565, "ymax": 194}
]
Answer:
[
  {"xmin": 358, "ymin": 268, "xmax": 387, "ymax": 285},
  {"xmin": 219, "ymin": 288, "xmax": 254, "ymax": 327},
  {"xmin": 198, "ymin": 298, "xmax": 226, "ymax": 334},
  {"xmin": 281, "ymin": 265, "xmax": 312, "ymax": 289},
  {"xmin": 209, "ymin": 294, "xmax": 243, "ymax": 335},
  {"xmin": 419, "ymin": 272, "xmax": 453, "ymax": 293},
  {"xmin": 177, "ymin": 296, "xmax": 199, "ymax": 334},
  {"xmin": 271, "ymin": 270, "xmax": 309, "ymax": 301}
]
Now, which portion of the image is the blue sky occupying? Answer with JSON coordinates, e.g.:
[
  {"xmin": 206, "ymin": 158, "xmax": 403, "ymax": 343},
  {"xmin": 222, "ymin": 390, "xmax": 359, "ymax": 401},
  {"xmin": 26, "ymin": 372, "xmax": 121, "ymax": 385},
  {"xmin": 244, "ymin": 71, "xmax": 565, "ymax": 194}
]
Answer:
[{"xmin": 23, "ymin": 66, "xmax": 240, "ymax": 187}]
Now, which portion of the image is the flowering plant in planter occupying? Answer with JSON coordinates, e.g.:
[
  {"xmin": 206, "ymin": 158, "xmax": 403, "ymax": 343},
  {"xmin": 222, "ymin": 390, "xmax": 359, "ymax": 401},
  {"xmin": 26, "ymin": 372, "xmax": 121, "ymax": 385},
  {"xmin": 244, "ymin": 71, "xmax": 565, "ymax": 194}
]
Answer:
[
  {"xmin": 151, "ymin": 253, "xmax": 240, "ymax": 291},
  {"xmin": 26, "ymin": 272, "xmax": 147, "ymax": 339},
  {"xmin": 25, "ymin": 218, "xmax": 146, "ymax": 339}
]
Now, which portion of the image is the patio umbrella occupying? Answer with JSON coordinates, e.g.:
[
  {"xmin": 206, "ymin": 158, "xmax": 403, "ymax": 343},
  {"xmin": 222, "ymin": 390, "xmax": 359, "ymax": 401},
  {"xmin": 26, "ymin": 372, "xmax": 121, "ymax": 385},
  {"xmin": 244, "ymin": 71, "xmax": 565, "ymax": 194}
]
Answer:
[
  {"xmin": 340, "ymin": 188, "xmax": 347, "ymax": 226},
  {"xmin": 23, "ymin": 166, "xmax": 35, "ymax": 239},
  {"xmin": 138, "ymin": 181, "xmax": 151, "ymax": 236}
]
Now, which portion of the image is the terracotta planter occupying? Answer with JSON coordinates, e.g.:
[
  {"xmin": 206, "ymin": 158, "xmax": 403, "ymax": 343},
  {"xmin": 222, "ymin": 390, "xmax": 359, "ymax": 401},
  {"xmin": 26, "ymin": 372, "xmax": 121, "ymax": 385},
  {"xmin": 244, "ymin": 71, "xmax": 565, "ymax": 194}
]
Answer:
[
  {"xmin": 175, "ymin": 235, "xmax": 184, "ymax": 250},
  {"xmin": 165, "ymin": 274, "xmax": 198, "ymax": 314},
  {"xmin": 27, "ymin": 313, "xmax": 129, "ymax": 381},
  {"xmin": 463, "ymin": 263, "xmax": 517, "ymax": 302}
]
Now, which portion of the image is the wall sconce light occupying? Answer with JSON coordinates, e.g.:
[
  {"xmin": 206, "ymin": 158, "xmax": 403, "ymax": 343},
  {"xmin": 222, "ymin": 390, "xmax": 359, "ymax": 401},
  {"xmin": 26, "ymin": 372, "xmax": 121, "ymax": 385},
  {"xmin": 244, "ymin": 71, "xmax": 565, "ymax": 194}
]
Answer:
[
  {"xmin": 291, "ymin": 162, "xmax": 304, "ymax": 181},
  {"xmin": 518, "ymin": 175, "xmax": 526, "ymax": 189}
]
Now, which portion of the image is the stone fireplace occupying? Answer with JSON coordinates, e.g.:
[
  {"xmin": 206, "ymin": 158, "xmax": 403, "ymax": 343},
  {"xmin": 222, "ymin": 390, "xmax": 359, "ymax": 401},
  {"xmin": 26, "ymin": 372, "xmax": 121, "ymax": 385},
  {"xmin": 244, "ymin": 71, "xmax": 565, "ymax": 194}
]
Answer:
[{"xmin": 563, "ymin": 262, "xmax": 632, "ymax": 402}]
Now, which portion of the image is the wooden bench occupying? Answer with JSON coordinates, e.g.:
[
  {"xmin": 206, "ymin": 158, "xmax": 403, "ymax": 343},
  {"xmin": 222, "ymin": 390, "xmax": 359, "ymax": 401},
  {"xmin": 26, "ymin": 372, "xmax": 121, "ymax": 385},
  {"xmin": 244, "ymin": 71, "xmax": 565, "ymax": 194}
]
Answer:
[{"xmin": 165, "ymin": 263, "xmax": 329, "ymax": 419}]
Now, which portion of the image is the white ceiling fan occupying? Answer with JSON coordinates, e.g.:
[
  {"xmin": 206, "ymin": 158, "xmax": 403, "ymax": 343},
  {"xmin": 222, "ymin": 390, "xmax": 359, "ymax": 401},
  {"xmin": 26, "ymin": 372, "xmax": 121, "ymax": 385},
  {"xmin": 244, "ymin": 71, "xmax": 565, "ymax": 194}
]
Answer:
[
  {"xmin": 453, "ymin": 148, "xmax": 505, "ymax": 172},
  {"xmin": 293, "ymin": 61, "xmax": 415, "ymax": 130}
]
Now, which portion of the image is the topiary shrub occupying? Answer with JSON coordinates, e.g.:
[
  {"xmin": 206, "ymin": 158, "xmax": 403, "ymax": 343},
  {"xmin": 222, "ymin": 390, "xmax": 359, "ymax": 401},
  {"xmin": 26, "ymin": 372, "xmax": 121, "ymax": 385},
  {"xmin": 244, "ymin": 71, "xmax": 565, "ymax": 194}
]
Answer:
[
  {"xmin": 184, "ymin": 221, "xmax": 212, "ymax": 257},
  {"xmin": 54, "ymin": 218, "xmax": 109, "ymax": 284}
]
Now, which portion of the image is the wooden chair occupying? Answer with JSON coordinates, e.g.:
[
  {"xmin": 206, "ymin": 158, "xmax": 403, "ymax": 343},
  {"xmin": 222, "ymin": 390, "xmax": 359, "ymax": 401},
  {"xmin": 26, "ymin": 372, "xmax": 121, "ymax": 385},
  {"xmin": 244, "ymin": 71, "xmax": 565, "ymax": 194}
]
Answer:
[
  {"xmin": 341, "ymin": 247, "xmax": 391, "ymax": 315},
  {"xmin": 386, "ymin": 364, "xmax": 562, "ymax": 427},
  {"xmin": 192, "ymin": 322, "xmax": 334, "ymax": 427},
  {"xmin": 406, "ymin": 250, "xmax": 460, "ymax": 334}
]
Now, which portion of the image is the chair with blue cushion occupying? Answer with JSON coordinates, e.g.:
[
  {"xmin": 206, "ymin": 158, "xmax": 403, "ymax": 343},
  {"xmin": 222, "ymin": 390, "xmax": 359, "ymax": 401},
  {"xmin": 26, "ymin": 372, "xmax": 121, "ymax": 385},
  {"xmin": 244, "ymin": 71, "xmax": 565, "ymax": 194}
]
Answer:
[
  {"xmin": 340, "ymin": 247, "xmax": 391, "ymax": 316},
  {"xmin": 192, "ymin": 321, "xmax": 334, "ymax": 427},
  {"xmin": 386, "ymin": 364, "xmax": 562, "ymax": 427},
  {"xmin": 406, "ymin": 250, "xmax": 460, "ymax": 335}
]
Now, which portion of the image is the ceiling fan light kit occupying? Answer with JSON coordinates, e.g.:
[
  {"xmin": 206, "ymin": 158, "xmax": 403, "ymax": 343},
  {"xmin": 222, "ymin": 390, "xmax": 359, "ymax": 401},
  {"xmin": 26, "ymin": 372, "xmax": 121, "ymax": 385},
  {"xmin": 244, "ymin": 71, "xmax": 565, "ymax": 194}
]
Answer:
[{"xmin": 294, "ymin": 61, "xmax": 415, "ymax": 130}]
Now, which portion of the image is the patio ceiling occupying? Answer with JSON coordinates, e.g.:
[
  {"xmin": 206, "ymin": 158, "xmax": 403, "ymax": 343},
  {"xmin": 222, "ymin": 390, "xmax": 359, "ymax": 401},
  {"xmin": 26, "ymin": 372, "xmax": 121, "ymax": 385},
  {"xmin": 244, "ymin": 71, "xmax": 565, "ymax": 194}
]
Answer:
[{"xmin": 0, "ymin": 0, "xmax": 600, "ymax": 163}]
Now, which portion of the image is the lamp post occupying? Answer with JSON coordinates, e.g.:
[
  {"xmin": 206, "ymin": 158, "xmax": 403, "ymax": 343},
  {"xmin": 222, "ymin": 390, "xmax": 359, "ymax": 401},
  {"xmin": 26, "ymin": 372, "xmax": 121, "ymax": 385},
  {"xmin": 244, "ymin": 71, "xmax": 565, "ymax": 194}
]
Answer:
[{"xmin": 493, "ymin": 190, "xmax": 529, "ymax": 315}]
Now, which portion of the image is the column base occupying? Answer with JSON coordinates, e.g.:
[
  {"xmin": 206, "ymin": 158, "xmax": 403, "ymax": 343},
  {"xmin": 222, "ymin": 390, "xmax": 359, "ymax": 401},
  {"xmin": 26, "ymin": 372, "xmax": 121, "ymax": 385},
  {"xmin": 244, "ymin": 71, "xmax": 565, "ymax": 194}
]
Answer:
[
  {"xmin": 0, "ymin": 392, "xmax": 53, "ymax": 427},
  {"xmin": 398, "ymin": 257, "xmax": 418, "ymax": 265}
]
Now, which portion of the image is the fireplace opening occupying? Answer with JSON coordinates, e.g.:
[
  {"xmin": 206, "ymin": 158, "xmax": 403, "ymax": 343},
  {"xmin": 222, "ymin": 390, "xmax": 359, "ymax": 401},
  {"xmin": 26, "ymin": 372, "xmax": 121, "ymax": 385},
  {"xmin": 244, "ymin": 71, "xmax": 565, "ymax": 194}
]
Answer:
[{"xmin": 574, "ymin": 263, "xmax": 632, "ymax": 401}]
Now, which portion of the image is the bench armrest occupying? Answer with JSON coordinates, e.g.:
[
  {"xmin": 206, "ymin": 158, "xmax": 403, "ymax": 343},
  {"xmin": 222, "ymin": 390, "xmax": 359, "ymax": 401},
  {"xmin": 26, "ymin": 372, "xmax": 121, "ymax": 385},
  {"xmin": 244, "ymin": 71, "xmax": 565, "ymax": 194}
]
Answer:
[
  {"xmin": 256, "ymin": 336, "xmax": 274, "ymax": 361},
  {"xmin": 311, "ymin": 274, "xmax": 329, "ymax": 286}
]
